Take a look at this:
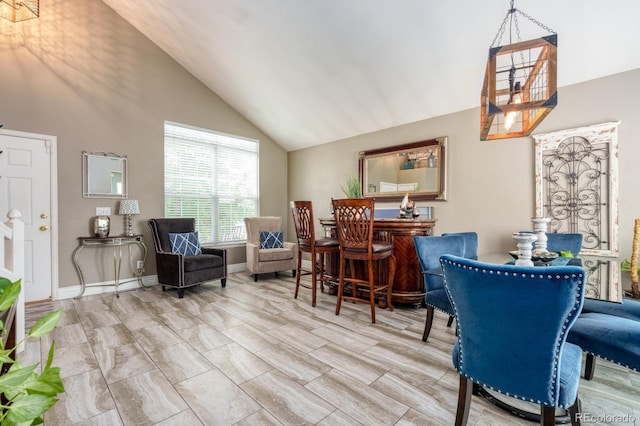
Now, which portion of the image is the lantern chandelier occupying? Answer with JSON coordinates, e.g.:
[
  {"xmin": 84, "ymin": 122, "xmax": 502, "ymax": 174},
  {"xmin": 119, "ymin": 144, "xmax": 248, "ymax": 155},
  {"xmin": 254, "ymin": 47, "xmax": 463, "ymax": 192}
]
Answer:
[
  {"xmin": 480, "ymin": 0, "xmax": 557, "ymax": 141},
  {"xmin": 0, "ymin": 0, "xmax": 39, "ymax": 23}
]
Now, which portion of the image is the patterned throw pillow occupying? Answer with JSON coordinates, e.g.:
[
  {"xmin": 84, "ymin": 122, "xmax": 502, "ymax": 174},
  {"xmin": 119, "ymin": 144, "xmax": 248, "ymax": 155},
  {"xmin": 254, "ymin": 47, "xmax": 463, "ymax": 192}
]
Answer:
[
  {"xmin": 259, "ymin": 231, "xmax": 284, "ymax": 249},
  {"xmin": 168, "ymin": 231, "xmax": 202, "ymax": 256}
]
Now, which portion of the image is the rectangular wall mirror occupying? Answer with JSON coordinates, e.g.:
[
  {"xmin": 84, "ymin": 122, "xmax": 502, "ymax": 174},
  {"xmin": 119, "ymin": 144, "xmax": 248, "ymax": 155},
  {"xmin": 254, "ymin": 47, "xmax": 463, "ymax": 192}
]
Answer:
[
  {"xmin": 82, "ymin": 151, "xmax": 128, "ymax": 198},
  {"xmin": 360, "ymin": 136, "xmax": 447, "ymax": 201}
]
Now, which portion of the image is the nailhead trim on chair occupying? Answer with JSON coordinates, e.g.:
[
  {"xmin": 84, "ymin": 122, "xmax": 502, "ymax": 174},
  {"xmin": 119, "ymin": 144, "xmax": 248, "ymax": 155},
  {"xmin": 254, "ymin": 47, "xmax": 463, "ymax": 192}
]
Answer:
[
  {"xmin": 582, "ymin": 350, "xmax": 639, "ymax": 373},
  {"xmin": 441, "ymin": 257, "xmax": 585, "ymax": 409}
]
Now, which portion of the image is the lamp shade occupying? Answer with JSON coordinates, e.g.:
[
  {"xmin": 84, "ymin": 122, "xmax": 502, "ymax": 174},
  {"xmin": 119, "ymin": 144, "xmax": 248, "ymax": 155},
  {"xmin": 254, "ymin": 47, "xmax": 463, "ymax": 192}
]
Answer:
[{"xmin": 119, "ymin": 199, "xmax": 140, "ymax": 215}]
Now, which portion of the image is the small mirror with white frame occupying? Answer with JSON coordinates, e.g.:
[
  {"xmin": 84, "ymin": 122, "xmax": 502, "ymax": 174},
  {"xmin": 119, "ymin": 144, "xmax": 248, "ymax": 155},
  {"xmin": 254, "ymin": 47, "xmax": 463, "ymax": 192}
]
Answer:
[{"xmin": 82, "ymin": 151, "xmax": 127, "ymax": 198}]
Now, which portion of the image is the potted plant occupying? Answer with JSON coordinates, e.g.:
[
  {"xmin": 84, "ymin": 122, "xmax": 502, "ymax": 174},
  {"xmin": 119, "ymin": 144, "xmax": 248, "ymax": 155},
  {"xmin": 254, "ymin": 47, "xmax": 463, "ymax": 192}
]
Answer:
[
  {"xmin": 341, "ymin": 175, "xmax": 362, "ymax": 199},
  {"xmin": 620, "ymin": 219, "xmax": 640, "ymax": 299},
  {"xmin": 0, "ymin": 277, "xmax": 64, "ymax": 425},
  {"xmin": 620, "ymin": 260, "xmax": 640, "ymax": 299}
]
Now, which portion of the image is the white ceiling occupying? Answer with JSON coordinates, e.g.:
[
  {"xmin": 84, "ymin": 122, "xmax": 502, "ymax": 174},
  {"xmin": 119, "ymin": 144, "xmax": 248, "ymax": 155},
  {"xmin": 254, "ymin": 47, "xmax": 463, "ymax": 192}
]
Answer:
[{"xmin": 102, "ymin": 0, "xmax": 640, "ymax": 152}]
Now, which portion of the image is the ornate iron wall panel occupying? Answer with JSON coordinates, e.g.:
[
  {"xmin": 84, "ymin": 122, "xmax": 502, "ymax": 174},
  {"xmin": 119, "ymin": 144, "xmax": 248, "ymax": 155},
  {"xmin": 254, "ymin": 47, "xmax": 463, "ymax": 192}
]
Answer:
[{"xmin": 533, "ymin": 122, "xmax": 620, "ymax": 256}]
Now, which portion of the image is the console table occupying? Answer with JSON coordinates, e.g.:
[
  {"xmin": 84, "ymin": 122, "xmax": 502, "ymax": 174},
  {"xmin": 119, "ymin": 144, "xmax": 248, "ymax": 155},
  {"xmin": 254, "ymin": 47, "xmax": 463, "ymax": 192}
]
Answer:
[
  {"xmin": 319, "ymin": 217, "xmax": 436, "ymax": 306},
  {"xmin": 72, "ymin": 235, "xmax": 147, "ymax": 298}
]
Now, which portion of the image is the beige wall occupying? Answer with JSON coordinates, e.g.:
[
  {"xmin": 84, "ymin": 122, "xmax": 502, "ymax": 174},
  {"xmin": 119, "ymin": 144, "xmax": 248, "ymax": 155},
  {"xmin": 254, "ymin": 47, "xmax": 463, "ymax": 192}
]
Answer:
[
  {"xmin": 2, "ymin": 0, "xmax": 639, "ymax": 295},
  {"xmin": 0, "ymin": 0, "xmax": 288, "ymax": 289},
  {"xmin": 288, "ymin": 69, "xmax": 640, "ymax": 264}
]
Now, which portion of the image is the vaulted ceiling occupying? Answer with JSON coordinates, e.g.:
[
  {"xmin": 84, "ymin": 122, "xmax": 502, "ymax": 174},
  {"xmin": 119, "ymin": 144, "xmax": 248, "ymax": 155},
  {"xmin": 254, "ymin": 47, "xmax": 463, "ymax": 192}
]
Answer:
[{"xmin": 102, "ymin": 0, "xmax": 640, "ymax": 151}]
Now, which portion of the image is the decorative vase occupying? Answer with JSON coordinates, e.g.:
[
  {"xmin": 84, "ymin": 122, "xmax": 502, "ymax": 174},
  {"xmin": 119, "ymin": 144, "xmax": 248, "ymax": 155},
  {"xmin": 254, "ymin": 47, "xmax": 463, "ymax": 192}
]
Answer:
[{"xmin": 93, "ymin": 216, "xmax": 110, "ymax": 238}]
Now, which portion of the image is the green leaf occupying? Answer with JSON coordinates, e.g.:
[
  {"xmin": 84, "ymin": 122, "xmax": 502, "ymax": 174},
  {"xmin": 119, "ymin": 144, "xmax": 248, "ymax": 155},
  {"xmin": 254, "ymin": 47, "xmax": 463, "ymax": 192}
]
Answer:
[
  {"xmin": 0, "ymin": 347, "xmax": 15, "ymax": 364},
  {"xmin": 0, "ymin": 279, "xmax": 21, "ymax": 311},
  {"xmin": 30, "ymin": 416, "xmax": 45, "ymax": 426},
  {"xmin": 22, "ymin": 377, "xmax": 58, "ymax": 396},
  {"xmin": 341, "ymin": 175, "xmax": 362, "ymax": 198},
  {"xmin": 0, "ymin": 277, "xmax": 13, "ymax": 294},
  {"xmin": 0, "ymin": 284, "xmax": 64, "ymax": 424},
  {"xmin": 4, "ymin": 393, "xmax": 58, "ymax": 423},
  {"xmin": 0, "ymin": 364, "xmax": 37, "ymax": 390},
  {"xmin": 28, "ymin": 366, "xmax": 64, "ymax": 395},
  {"xmin": 44, "ymin": 342, "xmax": 55, "ymax": 370},
  {"xmin": 620, "ymin": 259, "xmax": 640, "ymax": 273},
  {"xmin": 28, "ymin": 309, "xmax": 63, "ymax": 339}
]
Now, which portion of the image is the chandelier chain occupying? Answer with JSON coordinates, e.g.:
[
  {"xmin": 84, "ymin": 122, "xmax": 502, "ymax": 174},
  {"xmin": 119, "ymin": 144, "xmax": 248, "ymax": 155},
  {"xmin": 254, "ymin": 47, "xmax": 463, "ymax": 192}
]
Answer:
[
  {"xmin": 490, "ymin": 2, "xmax": 556, "ymax": 48},
  {"xmin": 512, "ymin": 14, "xmax": 527, "ymax": 71},
  {"xmin": 515, "ymin": 9, "xmax": 556, "ymax": 35},
  {"xmin": 490, "ymin": 10, "xmax": 511, "ymax": 48}
]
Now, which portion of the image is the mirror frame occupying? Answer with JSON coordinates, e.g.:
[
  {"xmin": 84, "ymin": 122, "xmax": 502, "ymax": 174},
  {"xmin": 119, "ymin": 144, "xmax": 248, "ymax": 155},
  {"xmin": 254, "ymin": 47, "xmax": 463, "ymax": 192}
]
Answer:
[
  {"xmin": 82, "ymin": 151, "xmax": 128, "ymax": 199},
  {"xmin": 359, "ymin": 136, "xmax": 447, "ymax": 201}
]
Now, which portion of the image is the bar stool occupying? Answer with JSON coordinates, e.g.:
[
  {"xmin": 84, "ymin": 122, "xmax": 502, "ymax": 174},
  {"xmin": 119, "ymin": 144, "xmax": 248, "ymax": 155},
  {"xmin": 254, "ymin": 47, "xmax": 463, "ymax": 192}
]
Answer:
[
  {"xmin": 290, "ymin": 201, "xmax": 340, "ymax": 307},
  {"xmin": 331, "ymin": 198, "xmax": 396, "ymax": 323}
]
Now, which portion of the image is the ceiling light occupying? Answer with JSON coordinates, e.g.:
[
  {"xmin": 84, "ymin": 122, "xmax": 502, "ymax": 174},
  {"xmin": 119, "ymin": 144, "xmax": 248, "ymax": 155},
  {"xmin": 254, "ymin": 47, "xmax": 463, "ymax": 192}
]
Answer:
[
  {"xmin": 0, "ymin": 0, "xmax": 39, "ymax": 23},
  {"xmin": 480, "ymin": 0, "xmax": 557, "ymax": 140},
  {"xmin": 504, "ymin": 74, "xmax": 522, "ymax": 131}
]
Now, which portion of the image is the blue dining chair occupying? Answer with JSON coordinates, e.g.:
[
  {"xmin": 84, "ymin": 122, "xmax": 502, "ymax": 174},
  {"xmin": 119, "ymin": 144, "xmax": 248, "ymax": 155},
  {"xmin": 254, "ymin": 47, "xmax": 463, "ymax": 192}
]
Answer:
[
  {"xmin": 413, "ymin": 235, "xmax": 465, "ymax": 342},
  {"xmin": 442, "ymin": 232, "xmax": 478, "ymax": 260},
  {"xmin": 567, "ymin": 298, "xmax": 640, "ymax": 380},
  {"xmin": 545, "ymin": 232, "xmax": 583, "ymax": 257},
  {"xmin": 440, "ymin": 255, "xmax": 585, "ymax": 425}
]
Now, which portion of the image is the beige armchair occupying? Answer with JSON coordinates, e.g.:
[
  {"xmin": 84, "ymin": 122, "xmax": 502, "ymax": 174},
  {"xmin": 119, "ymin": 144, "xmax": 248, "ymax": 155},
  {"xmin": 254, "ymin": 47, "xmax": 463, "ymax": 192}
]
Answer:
[{"xmin": 244, "ymin": 216, "xmax": 297, "ymax": 282}]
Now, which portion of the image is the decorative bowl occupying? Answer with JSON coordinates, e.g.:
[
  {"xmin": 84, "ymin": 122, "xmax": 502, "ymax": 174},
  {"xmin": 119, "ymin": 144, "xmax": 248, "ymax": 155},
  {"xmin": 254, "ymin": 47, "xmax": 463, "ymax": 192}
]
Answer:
[{"xmin": 509, "ymin": 251, "xmax": 559, "ymax": 263}]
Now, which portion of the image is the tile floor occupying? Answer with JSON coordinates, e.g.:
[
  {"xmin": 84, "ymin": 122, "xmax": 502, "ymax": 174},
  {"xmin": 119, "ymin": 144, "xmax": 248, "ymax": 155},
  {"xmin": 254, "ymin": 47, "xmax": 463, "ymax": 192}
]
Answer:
[{"xmin": 22, "ymin": 272, "xmax": 640, "ymax": 425}]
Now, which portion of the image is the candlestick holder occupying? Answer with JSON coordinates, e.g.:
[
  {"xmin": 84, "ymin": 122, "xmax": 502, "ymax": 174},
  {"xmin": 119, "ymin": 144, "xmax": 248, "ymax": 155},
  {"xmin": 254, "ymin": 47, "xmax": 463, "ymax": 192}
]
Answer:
[
  {"xmin": 531, "ymin": 217, "xmax": 551, "ymax": 252},
  {"xmin": 512, "ymin": 232, "xmax": 538, "ymax": 266}
]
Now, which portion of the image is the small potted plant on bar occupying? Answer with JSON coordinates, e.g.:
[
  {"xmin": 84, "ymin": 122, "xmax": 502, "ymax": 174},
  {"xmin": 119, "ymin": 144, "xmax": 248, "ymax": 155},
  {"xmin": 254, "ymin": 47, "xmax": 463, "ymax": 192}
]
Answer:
[{"xmin": 341, "ymin": 175, "xmax": 362, "ymax": 199}]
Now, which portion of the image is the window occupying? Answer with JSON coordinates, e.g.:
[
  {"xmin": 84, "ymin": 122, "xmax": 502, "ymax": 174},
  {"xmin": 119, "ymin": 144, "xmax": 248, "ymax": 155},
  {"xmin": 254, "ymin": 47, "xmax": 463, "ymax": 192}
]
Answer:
[{"xmin": 164, "ymin": 122, "xmax": 259, "ymax": 244}]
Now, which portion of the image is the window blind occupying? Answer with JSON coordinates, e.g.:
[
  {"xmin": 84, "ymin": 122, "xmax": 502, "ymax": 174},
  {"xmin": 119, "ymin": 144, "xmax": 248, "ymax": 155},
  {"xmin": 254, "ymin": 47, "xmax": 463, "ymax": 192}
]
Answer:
[{"xmin": 164, "ymin": 122, "xmax": 259, "ymax": 244}]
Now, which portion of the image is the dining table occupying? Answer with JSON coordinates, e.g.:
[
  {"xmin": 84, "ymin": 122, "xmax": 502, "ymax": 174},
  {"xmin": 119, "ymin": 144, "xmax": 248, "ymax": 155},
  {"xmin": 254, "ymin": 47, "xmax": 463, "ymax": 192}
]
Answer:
[{"xmin": 479, "ymin": 252, "xmax": 623, "ymax": 303}]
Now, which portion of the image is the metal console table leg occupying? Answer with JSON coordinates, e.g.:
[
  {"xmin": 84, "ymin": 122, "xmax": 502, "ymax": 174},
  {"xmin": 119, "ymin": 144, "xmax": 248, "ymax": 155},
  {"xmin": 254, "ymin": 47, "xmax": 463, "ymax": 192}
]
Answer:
[{"xmin": 73, "ymin": 235, "xmax": 148, "ymax": 298}]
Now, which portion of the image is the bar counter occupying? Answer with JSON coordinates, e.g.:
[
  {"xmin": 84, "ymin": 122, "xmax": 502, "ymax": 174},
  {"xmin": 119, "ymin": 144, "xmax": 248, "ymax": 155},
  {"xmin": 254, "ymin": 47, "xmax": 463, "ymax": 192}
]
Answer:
[{"xmin": 319, "ymin": 217, "xmax": 437, "ymax": 306}]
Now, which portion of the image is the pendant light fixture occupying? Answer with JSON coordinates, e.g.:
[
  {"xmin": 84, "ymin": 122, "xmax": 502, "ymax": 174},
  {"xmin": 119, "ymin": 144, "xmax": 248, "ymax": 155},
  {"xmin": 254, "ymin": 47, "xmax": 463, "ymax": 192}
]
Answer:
[
  {"xmin": 0, "ymin": 0, "xmax": 39, "ymax": 23},
  {"xmin": 480, "ymin": 0, "xmax": 557, "ymax": 141}
]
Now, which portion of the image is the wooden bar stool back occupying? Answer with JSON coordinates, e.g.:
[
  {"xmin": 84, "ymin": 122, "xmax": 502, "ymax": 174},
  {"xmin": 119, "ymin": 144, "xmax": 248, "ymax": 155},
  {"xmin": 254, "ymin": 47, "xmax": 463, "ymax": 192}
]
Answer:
[
  {"xmin": 290, "ymin": 201, "xmax": 340, "ymax": 307},
  {"xmin": 331, "ymin": 198, "xmax": 396, "ymax": 323}
]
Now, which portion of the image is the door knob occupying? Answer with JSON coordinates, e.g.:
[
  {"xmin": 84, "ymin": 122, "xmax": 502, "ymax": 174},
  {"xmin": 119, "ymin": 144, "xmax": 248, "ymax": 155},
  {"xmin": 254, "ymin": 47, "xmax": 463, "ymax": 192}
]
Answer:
[
  {"xmin": 40, "ymin": 213, "xmax": 48, "ymax": 219},
  {"xmin": 39, "ymin": 225, "xmax": 48, "ymax": 231}
]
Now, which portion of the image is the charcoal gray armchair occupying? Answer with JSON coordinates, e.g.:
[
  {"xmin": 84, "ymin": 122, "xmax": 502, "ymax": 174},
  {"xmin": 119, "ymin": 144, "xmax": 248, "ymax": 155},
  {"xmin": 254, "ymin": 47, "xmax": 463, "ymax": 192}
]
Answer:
[{"xmin": 148, "ymin": 218, "xmax": 227, "ymax": 298}]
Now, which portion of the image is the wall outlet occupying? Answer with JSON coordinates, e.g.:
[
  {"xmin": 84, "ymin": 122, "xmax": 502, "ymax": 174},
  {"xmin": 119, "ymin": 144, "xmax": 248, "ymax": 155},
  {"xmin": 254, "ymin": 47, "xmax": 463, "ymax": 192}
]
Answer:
[
  {"xmin": 96, "ymin": 207, "xmax": 111, "ymax": 216},
  {"xmin": 136, "ymin": 260, "xmax": 144, "ymax": 270}
]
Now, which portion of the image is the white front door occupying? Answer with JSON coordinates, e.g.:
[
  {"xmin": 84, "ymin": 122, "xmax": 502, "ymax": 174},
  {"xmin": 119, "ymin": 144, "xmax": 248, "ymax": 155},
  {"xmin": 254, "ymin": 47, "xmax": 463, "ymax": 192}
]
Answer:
[{"xmin": 0, "ymin": 130, "xmax": 57, "ymax": 302}]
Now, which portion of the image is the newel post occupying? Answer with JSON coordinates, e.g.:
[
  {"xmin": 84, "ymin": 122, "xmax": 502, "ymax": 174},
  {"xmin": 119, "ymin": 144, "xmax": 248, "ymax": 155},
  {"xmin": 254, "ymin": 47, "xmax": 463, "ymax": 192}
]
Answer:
[{"xmin": 5, "ymin": 209, "xmax": 25, "ymax": 350}]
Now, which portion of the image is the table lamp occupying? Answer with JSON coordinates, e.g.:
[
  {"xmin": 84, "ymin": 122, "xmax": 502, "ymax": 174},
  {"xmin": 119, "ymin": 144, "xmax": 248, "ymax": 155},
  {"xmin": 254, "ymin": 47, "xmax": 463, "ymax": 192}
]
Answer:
[{"xmin": 119, "ymin": 199, "xmax": 140, "ymax": 237}]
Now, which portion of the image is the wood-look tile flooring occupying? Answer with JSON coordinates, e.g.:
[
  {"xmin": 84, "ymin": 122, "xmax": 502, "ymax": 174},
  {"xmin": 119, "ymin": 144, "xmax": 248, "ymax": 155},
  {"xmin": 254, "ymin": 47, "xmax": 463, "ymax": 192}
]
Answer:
[{"xmin": 22, "ymin": 272, "xmax": 640, "ymax": 425}]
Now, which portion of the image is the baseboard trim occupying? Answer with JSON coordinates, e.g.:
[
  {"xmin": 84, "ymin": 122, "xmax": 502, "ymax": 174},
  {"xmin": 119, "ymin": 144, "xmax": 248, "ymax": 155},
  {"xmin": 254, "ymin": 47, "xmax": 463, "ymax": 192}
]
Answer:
[{"xmin": 57, "ymin": 262, "xmax": 248, "ymax": 300}]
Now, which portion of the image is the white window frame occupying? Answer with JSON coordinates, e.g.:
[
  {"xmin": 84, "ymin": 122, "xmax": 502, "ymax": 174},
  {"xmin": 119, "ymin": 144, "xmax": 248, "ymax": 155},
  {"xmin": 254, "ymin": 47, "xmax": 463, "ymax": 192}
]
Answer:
[{"xmin": 164, "ymin": 121, "xmax": 259, "ymax": 244}]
